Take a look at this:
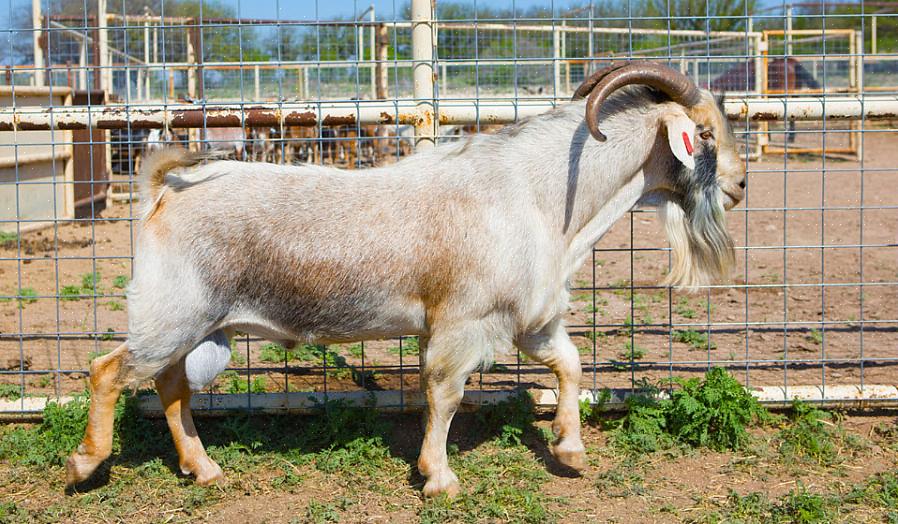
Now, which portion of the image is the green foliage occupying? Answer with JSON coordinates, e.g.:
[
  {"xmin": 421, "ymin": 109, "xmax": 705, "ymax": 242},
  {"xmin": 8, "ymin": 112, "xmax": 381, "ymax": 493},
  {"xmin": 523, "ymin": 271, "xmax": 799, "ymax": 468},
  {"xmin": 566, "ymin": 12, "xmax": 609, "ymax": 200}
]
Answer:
[
  {"xmin": 112, "ymin": 275, "xmax": 129, "ymax": 289},
  {"xmin": 343, "ymin": 343, "xmax": 364, "ymax": 358},
  {"xmin": 579, "ymin": 388, "xmax": 611, "ymax": 426},
  {"xmin": 474, "ymin": 392, "xmax": 538, "ymax": 448},
  {"xmin": 60, "ymin": 284, "xmax": 82, "ymax": 301},
  {"xmin": 15, "ymin": 287, "xmax": 37, "ymax": 308},
  {"xmin": 421, "ymin": 445, "xmax": 557, "ymax": 524},
  {"xmin": 0, "ymin": 231, "xmax": 18, "ymax": 245},
  {"xmin": 387, "ymin": 336, "xmax": 419, "ymax": 357},
  {"xmin": 105, "ymin": 300, "xmax": 125, "ymax": 311},
  {"xmin": 806, "ymin": 328, "xmax": 823, "ymax": 345},
  {"xmin": 0, "ymin": 383, "xmax": 22, "ymax": 400},
  {"xmin": 612, "ymin": 368, "xmax": 769, "ymax": 453},
  {"xmin": 221, "ymin": 371, "xmax": 267, "ymax": 394},
  {"xmin": 618, "ymin": 339, "xmax": 645, "ymax": 361},
  {"xmin": 777, "ymin": 400, "xmax": 863, "ymax": 466},
  {"xmin": 675, "ymin": 329, "xmax": 717, "ymax": 350},
  {"xmin": 675, "ymin": 297, "xmax": 696, "ymax": 318},
  {"xmin": 81, "ymin": 272, "xmax": 101, "ymax": 293}
]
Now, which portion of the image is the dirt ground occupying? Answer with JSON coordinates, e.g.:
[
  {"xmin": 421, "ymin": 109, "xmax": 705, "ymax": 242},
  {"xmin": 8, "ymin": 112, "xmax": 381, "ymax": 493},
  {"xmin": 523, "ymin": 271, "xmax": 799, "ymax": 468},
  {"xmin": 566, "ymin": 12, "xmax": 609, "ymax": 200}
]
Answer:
[
  {"xmin": 0, "ymin": 126, "xmax": 896, "ymax": 401},
  {"xmin": 1, "ymin": 405, "xmax": 897, "ymax": 523}
]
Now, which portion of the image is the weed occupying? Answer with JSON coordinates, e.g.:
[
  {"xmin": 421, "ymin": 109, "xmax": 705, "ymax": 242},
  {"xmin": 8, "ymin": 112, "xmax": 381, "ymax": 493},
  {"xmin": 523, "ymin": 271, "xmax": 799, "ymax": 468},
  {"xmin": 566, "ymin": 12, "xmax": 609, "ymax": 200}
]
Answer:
[
  {"xmin": 304, "ymin": 500, "xmax": 341, "ymax": 523},
  {"xmin": 618, "ymin": 339, "xmax": 645, "ymax": 361},
  {"xmin": 674, "ymin": 329, "xmax": 717, "ymax": 350},
  {"xmin": 387, "ymin": 336, "xmax": 419, "ymax": 356},
  {"xmin": 474, "ymin": 392, "xmax": 538, "ymax": 447},
  {"xmin": 16, "ymin": 287, "xmax": 37, "ymax": 308},
  {"xmin": 701, "ymin": 485, "xmax": 835, "ymax": 523},
  {"xmin": 675, "ymin": 297, "xmax": 696, "ymax": 318},
  {"xmin": 0, "ymin": 383, "xmax": 22, "ymax": 400},
  {"xmin": 32, "ymin": 373, "xmax": 53, "ymax": 388},
  {"xmin": 777, "ymin": 400, "xmax": 863, "ymax": 466},
  {"xmin": 81, "ymin": 271, "xmax": 101, "ymax": 292},
  {"xmin": 99, "ymin": 328, "xmax": 116, "ymax": 341},
  {"xmin": 60, "ymin": 284, "xmax": 82, "ymax": 301},
  {"xmin": 221, "ymin": 371, "xmax": 267, "ymax": 394},
  {"xmin": 0, "ymin": 231, "xmax": 18, "ymax": 245},
  {"xmin": 612, "ymin": 368, "xmax": 769, "ymax": 453},
  {"xmin": 105, "ymin": 300, "xmax": 125, "ymax": 311},
  {"xmin": 806, "ymin": 328, "xmax": 823, "ymax": 345},
  {"xmin": 595, "ymin": 464, "xmax": 647, "ymax": 498},
  {"xmin": 88, "ymin": 350, "xmax": 109, "ymax": 362},
  {"xmin": 112, "ymin": 275, "xmax": 129, "ymax": 289},
  {"xmin": 579, "ymin": 388, "xmax": 611, "ymax": 426},
  {"xmin": 343, "ymin": 343, "xmax": 364, "ymax": 358}
]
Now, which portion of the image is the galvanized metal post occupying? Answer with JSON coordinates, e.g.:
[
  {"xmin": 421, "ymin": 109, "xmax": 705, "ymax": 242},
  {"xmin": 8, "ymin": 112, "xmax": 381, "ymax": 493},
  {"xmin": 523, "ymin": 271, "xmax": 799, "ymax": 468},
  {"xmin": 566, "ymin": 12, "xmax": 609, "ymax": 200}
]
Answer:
[
  {"xmin": 98, "ymin": 0, "xmax": 110, "ymax": 92},
  {"xmin": 32, "ymin": 0, "xmax": 44, "ymax": 86},
  {"xmin": 411, "ymin": 0, "xmax": 435, "ymax": 149}
]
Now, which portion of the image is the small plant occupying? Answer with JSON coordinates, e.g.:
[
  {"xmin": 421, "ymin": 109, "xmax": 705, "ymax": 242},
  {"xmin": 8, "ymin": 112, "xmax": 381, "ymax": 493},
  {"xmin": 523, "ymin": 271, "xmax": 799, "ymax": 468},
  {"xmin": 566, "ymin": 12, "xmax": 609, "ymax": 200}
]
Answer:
[
  {"xmin": 475, "ymin": 392, "xmax": 537, "ymax": 448},
  {"xmin": 32, "ymin": 374, "xmax": 53, "ymax": 388},
  {"xmin": 60, "ymin": 285, "xmax": 82, "ymax": 301},
  {"xmin": 617, "ymin": 339, "xmax": 645, "ymax": 361},
  {"xmin": 88, "ymin": 350, "xmax": 109, "ymax": 362},
  {"xmin": 806, "ymin": 328, "xmax": 823, "ymax": 345},
  {"xmin": 579, "ymin": 388, "xmax": 611, "ymax": 425},
  {"xmin": 0, "ymin": 383, "xmax": 22, "ymax": 400},
  {"xmin": 674, "ymin": 329, "xmax": 716, "ymax": 350},
  {"xmin": 612, "ymin": 368, "xmax": 770, "ymax": 453},
  {"xmin": 99, "ymin": 328, "xmax": 116, "ymax": 341},
  {"xmin": 222, "ymin": 371, "xmax": 267, "ymax": 394},
  {"xmin": 0, "ymin": 231, "xmax": 18, "ymax": 246},
  {"xmin": 81, "ymin": 272, "xmax": 101, "ymax": 293},
  {"xmin": 112, "ymin": 275, "xmax": 129, "ymax": 289},
  {"xmin": 343, "ymin": 343, "xmax": 364, "ymax": 358},
  {"xmin": 777, "ymin": 400, "xmax": 863, "ymax": 466},
  {"xmin": 387, "ymin": 336, "xmax": 419, "ymax": 356},
  {"xmin": 105, "ymin": 300, "xmax": 125, "ymax": 311},
  {"xmin": 16, "ymin": 287, "xmax": 37, "ymax": 308},
  {"xmin": 674, "ymin": 297, "xmax": 696, "ymax": 319}
]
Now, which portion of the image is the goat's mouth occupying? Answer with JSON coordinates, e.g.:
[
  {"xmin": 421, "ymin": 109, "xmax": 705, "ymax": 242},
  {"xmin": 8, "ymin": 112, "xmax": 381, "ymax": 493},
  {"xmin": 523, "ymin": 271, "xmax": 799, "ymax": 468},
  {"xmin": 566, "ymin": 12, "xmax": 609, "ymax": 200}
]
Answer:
[{"xmin": 720, "ymin": 187, "xmax": 744, "ymax": 210}]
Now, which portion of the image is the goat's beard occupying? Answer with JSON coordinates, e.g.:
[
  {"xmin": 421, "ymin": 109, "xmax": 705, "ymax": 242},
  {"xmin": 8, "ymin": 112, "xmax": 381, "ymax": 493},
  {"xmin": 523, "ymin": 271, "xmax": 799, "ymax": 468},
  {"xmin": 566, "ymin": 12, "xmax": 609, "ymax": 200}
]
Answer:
[{"xmin": 659, "ymin": 164, "xmax": 736, "ymax": 291}]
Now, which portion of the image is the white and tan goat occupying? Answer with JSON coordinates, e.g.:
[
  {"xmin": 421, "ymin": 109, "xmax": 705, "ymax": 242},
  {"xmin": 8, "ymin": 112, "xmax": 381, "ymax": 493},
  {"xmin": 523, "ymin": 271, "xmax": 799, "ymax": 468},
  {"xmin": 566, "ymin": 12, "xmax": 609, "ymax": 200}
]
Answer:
[{"xmin": 66, "ymin": 63, "xmax": 745, "ymax": 497}]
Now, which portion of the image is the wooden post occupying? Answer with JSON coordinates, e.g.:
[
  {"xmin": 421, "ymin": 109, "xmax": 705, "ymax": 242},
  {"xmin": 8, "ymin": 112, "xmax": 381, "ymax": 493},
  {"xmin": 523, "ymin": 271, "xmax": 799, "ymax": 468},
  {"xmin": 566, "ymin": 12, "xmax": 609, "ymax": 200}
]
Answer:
[
  {"xmin": 411, "ymin": 0, "xmax": 435, "ymax": 149},
  {"xmin": 375, "ymin": 24, "xmax": 389, "ymax": 100}
]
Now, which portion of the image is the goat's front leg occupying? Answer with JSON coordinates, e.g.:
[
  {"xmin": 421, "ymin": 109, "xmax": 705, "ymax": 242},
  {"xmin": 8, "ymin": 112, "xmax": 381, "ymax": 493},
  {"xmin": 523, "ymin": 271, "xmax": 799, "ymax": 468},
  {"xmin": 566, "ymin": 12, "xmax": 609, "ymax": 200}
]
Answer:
[
  {"xmin": 155, "ymin": 359, "xmax": 223, "ymax": 485},
  {"xmin": 516, "ymin": 322, "xmax": 586, "ymax": 471},
  {"xmin": 418, "ymin": 326, "xmax": 483, "ymax": 498}
]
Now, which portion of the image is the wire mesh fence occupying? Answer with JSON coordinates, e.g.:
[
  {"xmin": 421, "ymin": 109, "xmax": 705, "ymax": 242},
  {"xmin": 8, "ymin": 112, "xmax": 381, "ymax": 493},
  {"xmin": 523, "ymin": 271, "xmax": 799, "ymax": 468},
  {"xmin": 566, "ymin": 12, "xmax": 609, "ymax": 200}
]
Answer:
[{"xmin": 0, "ymin": 0, "xmax": 897, "ymax": 415}]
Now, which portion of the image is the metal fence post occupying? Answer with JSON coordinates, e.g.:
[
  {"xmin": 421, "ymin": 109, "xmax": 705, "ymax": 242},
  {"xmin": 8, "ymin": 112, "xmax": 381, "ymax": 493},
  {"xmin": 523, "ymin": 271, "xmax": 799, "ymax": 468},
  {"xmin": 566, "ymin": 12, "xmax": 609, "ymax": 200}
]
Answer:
[
  {"xmin": 32, "ymin": 0, "xmax": 45, "ymax": 86},
  {"xmin": 412, "ymin": 0, "xmax": 436, "ymax": 149}
]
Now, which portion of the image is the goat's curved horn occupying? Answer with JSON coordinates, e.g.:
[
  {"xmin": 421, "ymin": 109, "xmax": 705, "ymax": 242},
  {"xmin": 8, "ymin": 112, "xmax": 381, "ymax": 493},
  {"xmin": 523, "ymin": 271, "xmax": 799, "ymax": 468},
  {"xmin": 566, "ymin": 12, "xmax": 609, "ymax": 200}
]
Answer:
[
  {"xmin": 571, "ymin": 62, "xmax": 630, "ymax": 101},
  {"xmin": 582, "ymin": 62, "xmax": 702, "ymax": 142}
]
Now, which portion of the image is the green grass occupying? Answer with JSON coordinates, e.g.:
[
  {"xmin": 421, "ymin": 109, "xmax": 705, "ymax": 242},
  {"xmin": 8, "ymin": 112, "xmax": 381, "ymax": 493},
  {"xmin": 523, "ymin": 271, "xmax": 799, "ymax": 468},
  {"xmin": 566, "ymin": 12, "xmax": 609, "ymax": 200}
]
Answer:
[
  {"xmin": 258, "ymin": 342, "xmax": 357, "ymax": 381},
  {"xmin": 612, "ymin": 368, "xmax": 770, "ymax": 454},
  {"xmin": 0, "ymin": 231, "xmax": 18, "ymax": 245},
  {"xmin": 0, "ymin": 383, "xmax": 22, "ymax": 400},
  {"xmin": 777, "ymin": 400, "xmax": 864, "ymax": 466},
  {"xmin": 81, "ymin": 272, "xmax": 101, "ymax": 293},
  {"xmin": 220, "ymin": 371, "xmax": 267, "ymax": 394},
  {"xmin": 15, "ymin": 287, "xmax": 38, "ymax": 308},
  {"xmin": 674, "ymin": 329, "xmax": 717, "ymax": 350},
  {"xmin": 806, "ymin": 328, "xmax": 823, "ymax": 345},
  {"xmin": 387, "ymin": 336, "xmax": 420, "ymax": 357},
  {"xmin": 60, "ymin": 284, "xmax": 82, "ymax": 301},
  {"xmin": 104, "ymin": 300, "xmax": 125, "ymax": 311},
  {"xmin": 112, "ymin": 275, "xmax": 129, "ymax": 289}
]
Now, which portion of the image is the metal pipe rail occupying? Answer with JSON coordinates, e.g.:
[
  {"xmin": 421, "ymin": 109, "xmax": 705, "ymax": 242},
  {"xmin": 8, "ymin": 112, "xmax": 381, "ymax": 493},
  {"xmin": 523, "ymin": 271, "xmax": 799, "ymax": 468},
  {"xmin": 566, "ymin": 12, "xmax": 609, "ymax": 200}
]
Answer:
[{"xmin": 1, "ymin": 96, "xmax": 897, "ymax": 131}]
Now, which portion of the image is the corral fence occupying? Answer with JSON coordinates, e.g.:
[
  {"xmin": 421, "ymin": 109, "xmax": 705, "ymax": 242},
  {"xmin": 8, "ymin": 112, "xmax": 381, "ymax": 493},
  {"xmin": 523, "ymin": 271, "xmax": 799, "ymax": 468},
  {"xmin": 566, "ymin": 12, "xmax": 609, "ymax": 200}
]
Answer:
[{"xmin": 0, "ymin": 0, "xmax": 897, "ymax": 416}]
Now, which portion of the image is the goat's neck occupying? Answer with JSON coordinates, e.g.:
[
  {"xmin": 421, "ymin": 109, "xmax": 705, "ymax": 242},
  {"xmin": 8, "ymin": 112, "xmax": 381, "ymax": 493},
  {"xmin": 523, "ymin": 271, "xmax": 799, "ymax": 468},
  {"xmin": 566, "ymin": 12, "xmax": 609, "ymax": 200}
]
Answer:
[{"xmin": 520, "ymin": 105, "xmax": 660, "ymax": 274}]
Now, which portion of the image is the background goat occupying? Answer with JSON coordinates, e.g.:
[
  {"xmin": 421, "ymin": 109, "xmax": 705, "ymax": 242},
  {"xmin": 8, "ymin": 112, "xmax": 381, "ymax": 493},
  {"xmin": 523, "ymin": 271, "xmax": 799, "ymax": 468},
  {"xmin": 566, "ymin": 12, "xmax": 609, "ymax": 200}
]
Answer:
[{"xmin": 66, "ymin": 63, "xmax": 745, "ymax": 498}]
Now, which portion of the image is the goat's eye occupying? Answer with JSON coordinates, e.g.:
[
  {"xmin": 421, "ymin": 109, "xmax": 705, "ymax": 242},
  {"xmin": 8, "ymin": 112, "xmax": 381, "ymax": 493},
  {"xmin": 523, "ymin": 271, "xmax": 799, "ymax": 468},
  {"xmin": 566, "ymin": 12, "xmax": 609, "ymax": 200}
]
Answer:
[{"xmin": 700, "ymin": 130, "xmax": 714, "ymax": 141}]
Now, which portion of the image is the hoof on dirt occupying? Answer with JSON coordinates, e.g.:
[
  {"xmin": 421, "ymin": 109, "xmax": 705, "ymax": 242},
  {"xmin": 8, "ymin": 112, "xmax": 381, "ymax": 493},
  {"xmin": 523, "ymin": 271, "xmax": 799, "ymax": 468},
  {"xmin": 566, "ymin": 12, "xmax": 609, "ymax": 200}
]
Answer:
[
  {"xmin": 185, "ymin": 459, "xmax": 225, "ymax": 486},
  {"xmin": 551, "ymin": 441, "xmax": 587, "ymax": 472},
  {"xmin": 65, "ymin": 452, "xmax": 104, "ymax": 487},
  {"xmin": 423, "ymin": 469, "xmax": 460, "ymax": 499}
]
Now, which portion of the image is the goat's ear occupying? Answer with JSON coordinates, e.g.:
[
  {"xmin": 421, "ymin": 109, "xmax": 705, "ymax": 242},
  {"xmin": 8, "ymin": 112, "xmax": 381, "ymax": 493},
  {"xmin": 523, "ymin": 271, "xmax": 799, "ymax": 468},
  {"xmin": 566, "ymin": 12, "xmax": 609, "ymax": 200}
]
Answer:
[{"xmin": 662, "ymin": 112, "xmax": 697, "ymax": 171}]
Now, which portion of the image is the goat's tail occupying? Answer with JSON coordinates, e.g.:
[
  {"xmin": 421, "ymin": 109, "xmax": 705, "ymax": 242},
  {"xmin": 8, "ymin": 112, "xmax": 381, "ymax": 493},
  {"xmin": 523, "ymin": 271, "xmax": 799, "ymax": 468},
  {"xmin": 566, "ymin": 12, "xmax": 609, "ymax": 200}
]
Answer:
[{"xmin": 138, "ymin": 147, "xmax": 205, "ymax": 205}]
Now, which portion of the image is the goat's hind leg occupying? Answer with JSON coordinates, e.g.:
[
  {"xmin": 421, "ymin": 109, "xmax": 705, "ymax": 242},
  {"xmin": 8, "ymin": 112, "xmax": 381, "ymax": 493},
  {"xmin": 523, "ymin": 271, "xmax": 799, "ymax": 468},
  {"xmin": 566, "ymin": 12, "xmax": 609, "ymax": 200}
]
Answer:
[
  {"xmin": 516, "ymin": 322, "xmax": 586, "ymax": 471},
  {"xmin": 66, "ymin": 343, "xmax": 135, "ymax": 487},
  {"xmin": 156, "ymin": 357, "xmax": 223, "ymax": 485}
]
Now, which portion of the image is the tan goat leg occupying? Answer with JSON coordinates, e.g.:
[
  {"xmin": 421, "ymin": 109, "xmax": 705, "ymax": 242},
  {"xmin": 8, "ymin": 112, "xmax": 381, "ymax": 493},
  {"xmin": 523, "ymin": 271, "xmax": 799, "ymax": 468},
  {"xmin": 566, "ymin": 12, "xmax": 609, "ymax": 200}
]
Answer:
[
  {"xmin": 155, "ymin": 359, "xmax": 223, "ymax": 485},
  {"xmin": 66, "ymin": 343, "xmax": 132, "ymax": 486}
]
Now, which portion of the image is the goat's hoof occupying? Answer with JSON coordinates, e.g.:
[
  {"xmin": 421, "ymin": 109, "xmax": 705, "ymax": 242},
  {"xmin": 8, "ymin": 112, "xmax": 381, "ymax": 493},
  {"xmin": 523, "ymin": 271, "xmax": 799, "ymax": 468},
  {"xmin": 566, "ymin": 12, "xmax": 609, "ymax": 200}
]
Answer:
[
  {"xmin": 187, "ymin": 459, "xmax": 224, "ymax": 486},
  {"xmin": 551, "ymin": 441, "xmax": 587, "ymax": 471},
  {"xmin": 65, "ymin": 452, "xmax": 104, "ymax": 487},
  {"xmin": 423, "ymin": 470, "xmax": 460, "ymax": 499}
]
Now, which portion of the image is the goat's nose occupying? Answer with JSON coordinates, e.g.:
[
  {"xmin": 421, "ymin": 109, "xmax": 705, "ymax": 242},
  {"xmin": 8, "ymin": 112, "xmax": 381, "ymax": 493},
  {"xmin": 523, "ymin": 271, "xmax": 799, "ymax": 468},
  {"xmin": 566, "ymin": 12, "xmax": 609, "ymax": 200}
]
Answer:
[{"xmin": 739, "ymin": 178, "xmax": 746, "ymax": 189}]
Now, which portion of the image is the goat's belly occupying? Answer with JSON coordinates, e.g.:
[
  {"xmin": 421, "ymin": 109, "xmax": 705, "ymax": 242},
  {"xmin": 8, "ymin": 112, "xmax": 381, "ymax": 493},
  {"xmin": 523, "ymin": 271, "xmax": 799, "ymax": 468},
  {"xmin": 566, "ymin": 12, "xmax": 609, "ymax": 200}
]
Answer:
[{"xmin": 220, "ymin": 294, "xmax": 427, "ymax": 344}]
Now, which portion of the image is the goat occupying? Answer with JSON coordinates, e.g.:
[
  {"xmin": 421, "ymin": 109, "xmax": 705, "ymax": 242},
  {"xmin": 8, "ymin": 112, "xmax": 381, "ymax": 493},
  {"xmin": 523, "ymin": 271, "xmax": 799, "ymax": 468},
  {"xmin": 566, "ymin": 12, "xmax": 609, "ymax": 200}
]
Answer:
[{"xmin": 66, "ymin": 62, "xmax": 745, "ymax": 497}]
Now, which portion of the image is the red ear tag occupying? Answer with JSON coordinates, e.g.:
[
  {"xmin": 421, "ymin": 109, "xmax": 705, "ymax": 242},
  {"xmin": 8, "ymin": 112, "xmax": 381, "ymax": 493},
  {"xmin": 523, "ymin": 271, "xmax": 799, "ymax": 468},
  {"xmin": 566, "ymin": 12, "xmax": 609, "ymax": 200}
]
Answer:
[{"xmin": 682, "ymin": 132, "xmax": 694, "ymax": 156}]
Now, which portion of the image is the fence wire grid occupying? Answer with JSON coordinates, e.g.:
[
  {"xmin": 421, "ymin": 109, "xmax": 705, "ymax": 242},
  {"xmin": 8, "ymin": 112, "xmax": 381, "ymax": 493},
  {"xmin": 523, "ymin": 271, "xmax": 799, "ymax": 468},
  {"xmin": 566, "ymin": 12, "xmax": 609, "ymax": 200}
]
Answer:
[{"xmin": 1, "ymin": 0, "xmax": 897, "ymax": 415}]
